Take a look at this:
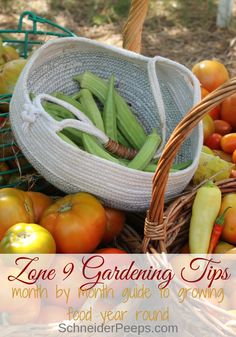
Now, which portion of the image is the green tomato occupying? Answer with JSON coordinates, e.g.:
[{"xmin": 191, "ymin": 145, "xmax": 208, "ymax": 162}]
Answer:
[{"xmin": 0, "ymin": 223, "xmax": 56, "ymax": 254}]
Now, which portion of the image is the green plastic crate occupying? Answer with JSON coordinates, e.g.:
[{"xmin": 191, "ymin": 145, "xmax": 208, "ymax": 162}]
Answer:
[{"xmin": 0, "ymin": 11, "xmax": 75, "ymax": 191}]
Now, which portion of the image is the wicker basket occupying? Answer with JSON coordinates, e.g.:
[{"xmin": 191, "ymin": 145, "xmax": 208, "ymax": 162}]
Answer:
[{"xmin": 141, "ymin": 81, "xmax": 236, "ymax": 254}]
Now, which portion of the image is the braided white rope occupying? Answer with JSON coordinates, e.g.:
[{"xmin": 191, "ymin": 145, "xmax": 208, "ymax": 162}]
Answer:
[{"xmin": 22, "ymin": 93, "xmax": 109, "ymax": 144}]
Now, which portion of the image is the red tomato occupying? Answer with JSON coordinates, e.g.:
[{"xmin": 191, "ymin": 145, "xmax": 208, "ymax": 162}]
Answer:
[
  {"xmin": 213, "ymin": 120, "xmax": 232, "ymax": 135},
  {"xmin": 209, "ymin": 106, "xmax": 221, "ymax": 120},
  {"xmin": 102, "ymin": 207, "xmax": 125, "ymax": 244},
  {"xmin": 192, "ymin": 60, "xmax": 229, "ymax": 92},
  {"xmin": 40, "ymin": 192, "xmax": 106, "ymax": 253},
  {"xmin": 203, "ymin": 115, "xmax": 215, "ymax": 142},
  {"xmin": 221, "ymin": 93, "xmax": 236, "ymax": 128},
  {"xmin": 201, "ymin": 87, "xmax": 221, "ymax": 119},
  {"xmin": 204, "ymin": 133, "xmax": 222, "ymax": 150},
  {"xmin": 221, "ymin": 133, "xmax": 236, "ymax": 154},
  {"xmin": 95, "ymin": 248, "xmax": 127, "ymax": 254}
]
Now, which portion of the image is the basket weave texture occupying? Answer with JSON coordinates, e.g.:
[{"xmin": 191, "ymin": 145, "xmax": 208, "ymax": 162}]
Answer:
[
  {"xmin": 142, "ymin": 77, "xmax": 236, "ymax": 253},
  {"xmin": 10, "ymin": 37, "xmax": 201, "ymax": 211}
]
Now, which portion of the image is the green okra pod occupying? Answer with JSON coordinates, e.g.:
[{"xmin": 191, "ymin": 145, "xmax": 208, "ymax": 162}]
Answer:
[{"xmin": 103, "ymin": 74, "xmax": 117, "ymax": 141}]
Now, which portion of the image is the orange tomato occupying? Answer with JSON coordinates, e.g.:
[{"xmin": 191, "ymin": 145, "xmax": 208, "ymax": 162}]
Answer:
[
  {"xmin": 203, "ymin": 114, "xmax": 215, "ymax": 142},
  {"xmin": 192, "ymin": 60, "xmax": 229, "ymax": 92},
  {"xmin": 213, "ymin": 120, "xmax": 232, "ymax": 135},
  {"xmin": 204, "ymin": 133, "xmax": 222, "ymax": 150},
  {"xmin": 40, "ymin": 192, "xmax": 106, "ymax": 253},
  {"xmin": 26, "ymin": 191, "xmax": 53, "ymax": 223},
  {"xmin": 201, "ymin": 87, "xmax": 221, "ymax": 120},
  {"xmin": 102, "ymin": 207, "xmax": 125, "ymax": 244},
  {"xmin": 95, "ymin": 248, "xmax": 127, "ymax": 254},
  {"xmin": 0, "ymin": 188, "xmax": 34, "ymax": 240},
  {"xmin": 221, "ymin": 93, "xmax": 236, "ymax": 128},
  {"xmin": 230, "ymin": 169, "xmax": 236, "ymax": 178},
  {"xmin": 201, "ymin": 86, "xmax": 209, "ymax": 98},
  {"xmin": 219, "ymin": 194, "xmax": 236, "ymax": 245},
  {"xmin": 221, "ymin": 133, "xmax": 236, "ymax": 153},
  {"xmin": 221, "ymin": 208, "xmax": 236, "ymax": 245},
  {"xmin": 232, "ymin": 149, "xmax": 236, "ymax": 164}
]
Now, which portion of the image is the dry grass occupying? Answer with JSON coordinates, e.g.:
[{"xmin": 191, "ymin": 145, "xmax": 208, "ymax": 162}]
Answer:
[{"xmin": 0, "ymin": 0, "xmax": 235, "ymax": 75}]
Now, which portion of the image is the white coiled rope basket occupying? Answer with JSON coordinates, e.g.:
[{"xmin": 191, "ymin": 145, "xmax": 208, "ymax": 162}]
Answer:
[{"xmin": 10, "ymin": 37, "xmax": 202, "ymax": 211}]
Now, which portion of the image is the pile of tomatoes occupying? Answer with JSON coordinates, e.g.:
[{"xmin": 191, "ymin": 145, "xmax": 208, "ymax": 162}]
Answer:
[
  {"xmin": 0, "ymin": 188, "xmax": 126, "ymax": 254},
  {"xmin": 193, "ymin": 60, "xmax": 236, "ymax": 171}
]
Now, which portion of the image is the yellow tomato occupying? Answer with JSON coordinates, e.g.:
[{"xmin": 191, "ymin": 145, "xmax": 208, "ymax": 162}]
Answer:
[{"xmin": 0, "ymin": 223, "xmax": 56, "ymax": 254}]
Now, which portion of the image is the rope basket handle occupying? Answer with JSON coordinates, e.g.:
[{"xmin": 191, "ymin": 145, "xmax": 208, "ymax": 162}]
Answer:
[{"xmin": 123, "ymin": 0, "xmax": 149, "ymax": 53}]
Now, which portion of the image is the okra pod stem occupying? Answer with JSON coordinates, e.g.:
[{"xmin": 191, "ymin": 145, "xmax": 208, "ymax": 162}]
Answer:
[{"xmin": 82, "ymin": 134, "xmax": 120, "ymax": 164}]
